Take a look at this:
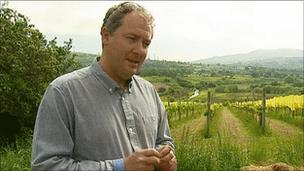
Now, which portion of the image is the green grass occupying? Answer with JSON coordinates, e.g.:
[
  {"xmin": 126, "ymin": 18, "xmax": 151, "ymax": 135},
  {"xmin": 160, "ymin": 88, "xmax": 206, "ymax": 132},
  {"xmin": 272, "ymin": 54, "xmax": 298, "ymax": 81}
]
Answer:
[
  {"xmin": 176, "ymin": 128, "xmax": 248, "ymax": 171},
  {"xmin": 246, "ymin": 135, "xmax": 304, "ymax": 166},
  {"xmin": 272, "ymin": 134, "xmax": 304, "ymax": 166},
  {"xmin": 202, "ymin": 109, "xmax": 223, "ymax": 138},
  {"xmin": 230, "ymin": 107, "xmax": 272, "ymax": 136},
  {"xmin": 0, "ymin": 129, "xmax": 32, "ymax": 171},
  {"xmin": 173, "ymin": 107, "xmax": 303, "ymax": 170},
  {"xmin": 267, "ymin": 110, "xmax": 304, "ymax": 130},
  {"xmin": 175, "ymin": 126, "xmax": 304, "ymax": 170}
]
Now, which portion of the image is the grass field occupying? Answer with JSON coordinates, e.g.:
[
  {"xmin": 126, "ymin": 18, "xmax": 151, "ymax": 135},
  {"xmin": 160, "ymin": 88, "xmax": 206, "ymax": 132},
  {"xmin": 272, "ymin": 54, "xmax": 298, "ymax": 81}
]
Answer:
[
  {"xmin": 0, "ymin": 129, "xmax": 32, "ymax": 171},
  {"xmin": 171, "ymin": 107, "xmax": 304, "ymax": 170}
]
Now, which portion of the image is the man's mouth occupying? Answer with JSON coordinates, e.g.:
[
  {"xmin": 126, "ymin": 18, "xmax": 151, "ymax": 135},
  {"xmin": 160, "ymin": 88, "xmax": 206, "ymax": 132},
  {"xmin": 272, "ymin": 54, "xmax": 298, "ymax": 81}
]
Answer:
[{"xmin": 126, "ymin": 59, "xmax": 140, "ymax": 64}]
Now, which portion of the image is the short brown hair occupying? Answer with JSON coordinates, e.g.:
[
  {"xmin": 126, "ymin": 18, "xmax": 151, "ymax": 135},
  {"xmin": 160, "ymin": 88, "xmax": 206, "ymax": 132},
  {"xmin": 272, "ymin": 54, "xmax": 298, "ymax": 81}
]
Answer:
[{"xmin": 101, "ymin": 2, "xmax": 154, "ymax": 48}]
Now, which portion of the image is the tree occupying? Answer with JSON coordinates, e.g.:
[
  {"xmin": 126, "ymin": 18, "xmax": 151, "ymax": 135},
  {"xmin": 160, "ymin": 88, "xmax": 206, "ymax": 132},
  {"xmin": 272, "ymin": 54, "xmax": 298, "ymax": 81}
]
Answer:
[
  {"xmin": 227, "ymin": 85, "xmax": 238, "ymax": 93},
  {"xmin": 0, "ymin": 8, "xmax": 79, "ymax": 128},
  {"xmin": 215, "ymin": 85, "xmax": 225, "ymax": 93},
  {"xmin": 195, "ymin": 80, "xmax": 207, "ymax": 89},
  {"xmin": 284, "ymin": 75, "xmax": 295, "ymax": 84},
  {"xmin": 207, "ymin": 82, "xmax": 217, "ymax": 88}
]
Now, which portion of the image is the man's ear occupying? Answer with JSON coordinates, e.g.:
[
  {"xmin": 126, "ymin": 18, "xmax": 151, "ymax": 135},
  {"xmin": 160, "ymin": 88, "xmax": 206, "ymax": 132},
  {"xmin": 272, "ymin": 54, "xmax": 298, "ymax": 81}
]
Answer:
[{"xmin": 101, "ymin": 27, "xmax": 111, "ymax": 46}]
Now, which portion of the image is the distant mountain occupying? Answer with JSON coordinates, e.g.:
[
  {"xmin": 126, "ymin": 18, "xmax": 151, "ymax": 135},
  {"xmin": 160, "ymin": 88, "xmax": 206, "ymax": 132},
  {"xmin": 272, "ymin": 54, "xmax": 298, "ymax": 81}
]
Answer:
[{"xmin": 192, "ymin": 49, "xmax": 303, "ymax": 70}]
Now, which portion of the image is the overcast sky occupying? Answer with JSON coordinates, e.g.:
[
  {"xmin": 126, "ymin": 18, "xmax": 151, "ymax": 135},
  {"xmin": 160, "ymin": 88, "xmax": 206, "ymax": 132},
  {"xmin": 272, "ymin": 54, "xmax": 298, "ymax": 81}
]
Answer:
[{"xmin": 5, "ymin": 1, "xmax": 304, "ymax": 62}]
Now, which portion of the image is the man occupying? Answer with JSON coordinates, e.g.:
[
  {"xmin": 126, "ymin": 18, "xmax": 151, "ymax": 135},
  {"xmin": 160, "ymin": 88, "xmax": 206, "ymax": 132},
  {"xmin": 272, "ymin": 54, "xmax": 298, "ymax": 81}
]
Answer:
[{"xmin": 31, "ymin": 2, "xmax": 177, "ymax": 171}]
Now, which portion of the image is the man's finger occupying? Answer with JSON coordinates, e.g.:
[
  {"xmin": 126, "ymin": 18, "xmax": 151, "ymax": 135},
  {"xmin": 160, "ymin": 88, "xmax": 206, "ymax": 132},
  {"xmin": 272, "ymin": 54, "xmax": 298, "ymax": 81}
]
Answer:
[
  {"xmin": 161, "ymin": 150, "xmax": 175, "ymax": 162},
  {"xmin": 159, "ymin": 145, "xmax": 172, "ymax": 157},
  {"xmin": 141, "ymin": 148, "xmax": 161, "ymax": 158},
  {"xmin": 144, "ymin": 156, "xmax": 161, "ymax": 167},
  {"xmin": 169, "ymin": 156, "xmax": 177, "ymax": 170}
]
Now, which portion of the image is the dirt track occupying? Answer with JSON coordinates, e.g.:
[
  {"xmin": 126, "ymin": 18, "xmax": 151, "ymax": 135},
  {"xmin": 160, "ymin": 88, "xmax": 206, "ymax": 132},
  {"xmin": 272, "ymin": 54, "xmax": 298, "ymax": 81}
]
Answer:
[
  {"xmin": 218, "ymin": 108, "xmax": 248, "ymax": 138},
  {"xmin": 267, "ymin": 117, "xmax": 303, "ymax": 136}
]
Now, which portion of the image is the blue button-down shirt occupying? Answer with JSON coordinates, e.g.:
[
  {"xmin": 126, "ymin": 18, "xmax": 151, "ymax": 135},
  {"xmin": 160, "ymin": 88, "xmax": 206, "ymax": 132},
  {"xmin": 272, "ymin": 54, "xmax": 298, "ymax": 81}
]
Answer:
[{"xmin": 31, "ymin": 61, "xmax": 174, "ymax": 170}]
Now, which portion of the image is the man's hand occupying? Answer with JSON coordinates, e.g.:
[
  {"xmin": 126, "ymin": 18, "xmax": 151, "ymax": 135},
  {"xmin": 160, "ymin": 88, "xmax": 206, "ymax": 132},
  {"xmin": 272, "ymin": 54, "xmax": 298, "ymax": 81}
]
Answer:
[
  {"xmin": 157, "ymin": 145, "xmax": 177, "ymax": 171},
  {"xmin": 124, "ymin": 148, "xmax": 161, "ymax": 171}
]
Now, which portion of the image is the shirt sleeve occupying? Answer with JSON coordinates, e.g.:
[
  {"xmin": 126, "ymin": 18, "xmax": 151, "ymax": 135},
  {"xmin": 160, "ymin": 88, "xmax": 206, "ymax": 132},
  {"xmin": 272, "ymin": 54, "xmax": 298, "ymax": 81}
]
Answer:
[
  {"xmin": 31, "ymin": 84, "xmax": 121, "ymax": 171},
  {"xmin": 112, "ymin": 159, "xmax": 125, "ymax": 171},
  {"xmin": 153, "ymin": 89, "xmax": 175, "ymax": 151}
]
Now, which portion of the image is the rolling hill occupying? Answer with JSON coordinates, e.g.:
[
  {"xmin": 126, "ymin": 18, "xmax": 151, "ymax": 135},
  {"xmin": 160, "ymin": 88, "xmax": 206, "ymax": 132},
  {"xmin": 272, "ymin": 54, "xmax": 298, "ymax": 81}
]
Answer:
[{"xmin": 192, "ymin": 49, "xmax": 303, "ymax": 70}]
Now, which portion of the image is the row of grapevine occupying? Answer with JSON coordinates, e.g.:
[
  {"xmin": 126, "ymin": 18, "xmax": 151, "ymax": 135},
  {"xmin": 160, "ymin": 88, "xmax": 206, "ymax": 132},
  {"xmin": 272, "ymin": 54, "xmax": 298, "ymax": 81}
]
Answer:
[
  {"xmin": 230, "ymin": 95, "xmax": 304, "ymax": 129},
  {"xmin": 266, "ymin": 95, "xmax": 303, "ymax": 116},
  {"xmin": 164, "ymin": 101, "xmax": 205, "ymax": 123},
  {"xmin": 163, "ymin": 91, "xmax": 224, "ymax": 139},
  {"xmin": 231, "ymin": 95, "xmax": 303, "ymax": 116},
  {"xmin": 164, "ymin": 101, "xmax": 223, "ymax": 121}
]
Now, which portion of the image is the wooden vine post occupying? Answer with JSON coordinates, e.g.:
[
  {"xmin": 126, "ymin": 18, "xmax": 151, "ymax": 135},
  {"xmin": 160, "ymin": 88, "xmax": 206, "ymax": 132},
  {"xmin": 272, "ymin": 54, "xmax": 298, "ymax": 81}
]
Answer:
[
  {"xmin": 261, "ymin": 88, "xmax": 266, "ymax": 132},
  {"xmin": 206, "ymin": 91, "xmax": 211, "ymax": 137}
]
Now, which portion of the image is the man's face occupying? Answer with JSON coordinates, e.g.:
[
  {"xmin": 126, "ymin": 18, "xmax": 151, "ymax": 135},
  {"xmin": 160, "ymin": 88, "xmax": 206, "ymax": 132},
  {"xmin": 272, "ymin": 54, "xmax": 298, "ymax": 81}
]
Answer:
[{"xmin": 102, "ymin": 12, "xmax": 152, "ymax": 83}]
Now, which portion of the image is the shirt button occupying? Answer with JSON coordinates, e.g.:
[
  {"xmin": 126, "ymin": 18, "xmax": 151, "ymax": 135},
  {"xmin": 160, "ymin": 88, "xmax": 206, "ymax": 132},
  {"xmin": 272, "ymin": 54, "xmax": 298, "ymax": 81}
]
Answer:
[{"xmin": 128, "ymin": 128, "xmax": 133, "ymax": 133}]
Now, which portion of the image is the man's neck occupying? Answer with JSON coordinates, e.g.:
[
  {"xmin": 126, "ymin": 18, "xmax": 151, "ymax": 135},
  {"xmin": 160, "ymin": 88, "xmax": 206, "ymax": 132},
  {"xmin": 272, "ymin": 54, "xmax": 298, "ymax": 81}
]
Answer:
[{"xmin": 98, "ymin": 59, "xmax": 129, "ymax": 90}]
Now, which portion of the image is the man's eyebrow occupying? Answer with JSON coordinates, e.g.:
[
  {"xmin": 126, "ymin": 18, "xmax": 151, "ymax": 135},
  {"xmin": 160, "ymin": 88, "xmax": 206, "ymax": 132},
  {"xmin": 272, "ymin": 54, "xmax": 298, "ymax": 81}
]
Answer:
[
  {"xmin": 125, "ymin": 33, "xmax": 138, "ymax": 37},
  {"xmin": 125, "ymin": 33, "xmax": 151, "ymax": 41}
]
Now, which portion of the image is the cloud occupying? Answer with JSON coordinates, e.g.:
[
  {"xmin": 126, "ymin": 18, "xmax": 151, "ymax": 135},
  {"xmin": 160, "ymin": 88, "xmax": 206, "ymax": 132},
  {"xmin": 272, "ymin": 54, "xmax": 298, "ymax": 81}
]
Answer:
[{"xmin": 8, "ymin": 1, "xmax": 303, "ymax": 61}]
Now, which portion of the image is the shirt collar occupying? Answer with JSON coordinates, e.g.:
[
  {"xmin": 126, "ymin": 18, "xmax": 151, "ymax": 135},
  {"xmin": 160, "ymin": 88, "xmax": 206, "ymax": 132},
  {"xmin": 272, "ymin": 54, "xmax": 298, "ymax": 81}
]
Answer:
[{"xmin": 91, "ymin": 61, "xmax": 133, "ymax": 94}]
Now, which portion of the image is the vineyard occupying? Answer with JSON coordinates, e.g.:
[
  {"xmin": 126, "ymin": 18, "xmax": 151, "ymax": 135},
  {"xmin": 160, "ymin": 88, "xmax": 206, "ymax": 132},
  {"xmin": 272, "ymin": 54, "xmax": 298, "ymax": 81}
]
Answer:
[
  {"xmin": 167, "ymin": 94, "xmax": 304, "ymax": 170},
  {"xmin": 231, "ymin": 95, "xmax": 304, "ymax": 129}
]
